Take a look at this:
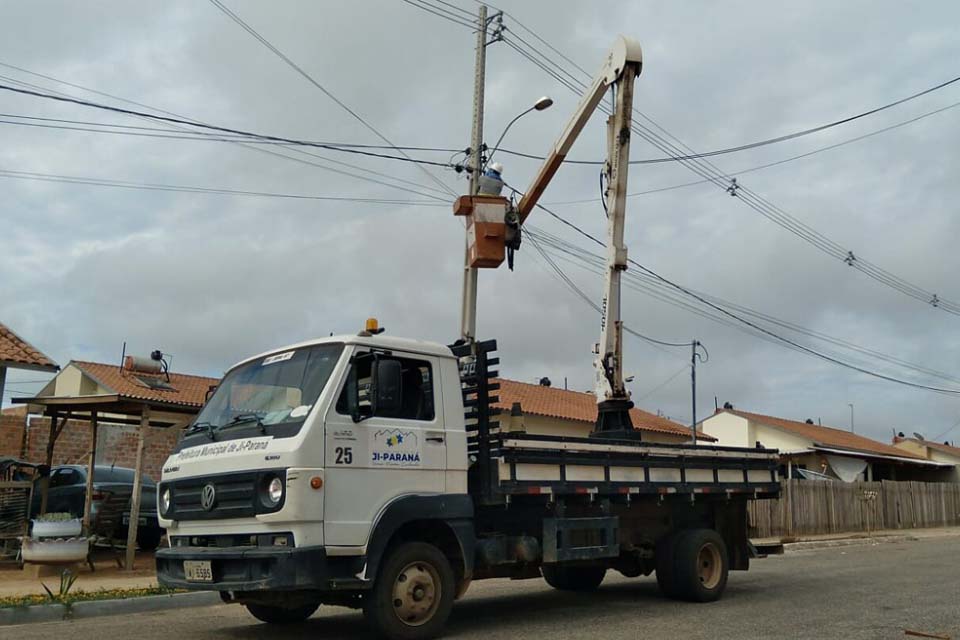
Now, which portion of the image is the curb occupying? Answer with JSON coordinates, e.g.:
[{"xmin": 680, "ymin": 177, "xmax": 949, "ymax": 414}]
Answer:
[
  {"xmin": 0, "ymin": 591, "xmax": 222, "ymax": 626},
  {"xmin": 784, "ymin": 535, "xmax": 913, "ymax": 551}
]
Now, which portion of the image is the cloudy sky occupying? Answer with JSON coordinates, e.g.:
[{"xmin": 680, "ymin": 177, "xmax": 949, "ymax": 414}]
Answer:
[{"xmin": 2, "ymin": 1, "xmax": 959, "ymax": 445}]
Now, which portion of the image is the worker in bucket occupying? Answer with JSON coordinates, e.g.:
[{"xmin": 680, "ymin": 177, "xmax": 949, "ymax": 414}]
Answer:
[{"xmin": 478, "ymin": 161, "xmax": 504, "ymax": 196}]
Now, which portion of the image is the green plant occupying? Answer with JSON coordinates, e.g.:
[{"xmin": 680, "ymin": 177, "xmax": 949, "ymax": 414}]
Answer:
[
  {"xmin": 0, "ymin": 585, "xmax": 184, "ymax": 609},
  {"xmin": 41, "ymin": 569, "xmax": 79, "ymax": 602},
  {"xmin": 33, "ymin": 512, "xmax": 78, "ymax": 523}
]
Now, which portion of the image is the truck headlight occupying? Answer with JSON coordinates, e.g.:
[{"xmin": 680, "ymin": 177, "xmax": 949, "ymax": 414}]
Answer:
[
  {"xmin": 267, "ymin": 477, "xmax": 284, "ymax": 504},
  {"xmin": 261, "ymin": 475, "xmax": 284, "ymax": 508},
  {"xmin": 160, "ymin": 488, "xmax": 171, "ymax": 516}
]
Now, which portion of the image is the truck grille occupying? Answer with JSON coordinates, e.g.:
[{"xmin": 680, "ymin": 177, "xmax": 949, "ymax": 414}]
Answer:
[{"xmin": 164, "ymin": 470, "xmax": 283, "ymax": 521}]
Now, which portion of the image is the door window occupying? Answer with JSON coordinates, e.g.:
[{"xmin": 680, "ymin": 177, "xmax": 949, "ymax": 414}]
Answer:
[
  {"xmin": 49, "ymin": 468, "xmax": 82, "ymax": 488},
  {"xmin": 337, "ymin": 354, "xmax": 435, "ymax": 421}
]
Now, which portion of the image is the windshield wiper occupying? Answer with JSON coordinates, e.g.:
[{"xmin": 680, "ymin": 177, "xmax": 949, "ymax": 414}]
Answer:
[
  {"xmin": 187, "ymin": 421, "xmax": 217, "ymax": 441},
  {"xmin": 222, "ymin": 412, "xmax": 267, "ymax": 434}
]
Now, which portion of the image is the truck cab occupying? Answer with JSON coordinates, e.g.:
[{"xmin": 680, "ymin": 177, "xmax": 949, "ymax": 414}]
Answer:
[
  {"xmin": 157, "ymin": 327, "xmax": 780, "ymax": 639},
  {"xmin": 157, "ymin": 329, "xmax": 474, "ymax": 630}
]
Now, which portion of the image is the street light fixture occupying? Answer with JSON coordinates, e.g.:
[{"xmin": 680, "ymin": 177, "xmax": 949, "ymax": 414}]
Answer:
[{"xmin": 485, "ymin": 96, "xmax": 553, "ymax": 168}]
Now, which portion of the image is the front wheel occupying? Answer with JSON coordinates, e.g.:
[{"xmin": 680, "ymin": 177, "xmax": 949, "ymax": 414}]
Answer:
[
  {"xmin": 364, "ymin": 542, "xmax": 455, "ymax": 640},
  {"xmin": 541, "ymin": 564, "xmax": 607, "ymax": 591},
  {"xmin": 245, "ymin": 602, "xmax": 319, "ymax": 624}
]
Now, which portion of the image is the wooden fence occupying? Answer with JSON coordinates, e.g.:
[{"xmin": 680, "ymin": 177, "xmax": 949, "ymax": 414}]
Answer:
[{"xmin": 748, "ymin": 480, "xmax": 960, "ymax": 539}]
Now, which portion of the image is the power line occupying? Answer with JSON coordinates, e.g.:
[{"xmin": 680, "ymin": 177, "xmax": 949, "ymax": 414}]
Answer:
[
  {"xmin": 0, "ymin": 68, "xmax": 457, "ymax": 201},
  {"xmin": 511, "ymin": 181, "xmax": 960, "ymax": 394},
  {"xmin": 529, "ymin": 224, "xmax": 960, "ymax": 386},
  {"xmin": 634, "ymin": 364, "xmax": 691, "ymax": 403},
  {"xmin": 526, "ymin": 233, "xmax": 689, "ymax": 361},
  {"xmin": 543, "ymin": 98, "xmax": 960, "ymax": 205},
  {"xmin": 538, "ymin": 74, "xmax": 960, "ymax": 165},
  {"xmin": 496, "ymin": 20, "xmax": 960, "ymax": 318},
  {"xmin": 400, "ymin": 0, "xmax": 476, "ymax": 29},
  {"xmin": 0, "ymin": 168, "xmax": 450, "ymax": 205},
  {"xmin": 0, "ymin": 111, "xmax": 468, "ymax": 152},
  {"xmin": 0, "ymin": 82, "xmax": 461, "ymax": 169},
  {"xmin": 207, "ymin": 0, "xmax": 459, "ymax": 197}
]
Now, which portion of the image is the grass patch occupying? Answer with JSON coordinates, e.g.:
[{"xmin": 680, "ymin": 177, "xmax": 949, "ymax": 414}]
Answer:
[{"xmin": 0, "ymin": 585, "xmax": 185, "ymax": 609}]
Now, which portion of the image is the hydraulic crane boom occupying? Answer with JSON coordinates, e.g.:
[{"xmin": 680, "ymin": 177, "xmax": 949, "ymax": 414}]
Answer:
[
  {"xmin": 515, "ymin": 37, "xmax": 642, "ymax": 223},
  {"xmin": 517, "ymin": 36, "xmax": 643, "ymax": 438},
  {"xmin": 455, "ymin": 35, "xmax": 642, "ymax": 438}
]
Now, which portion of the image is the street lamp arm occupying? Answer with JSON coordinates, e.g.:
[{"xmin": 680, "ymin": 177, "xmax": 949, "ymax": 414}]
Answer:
[{"xmin": 486, "ymin": 107, "xmax": 535, "ymax": 167}]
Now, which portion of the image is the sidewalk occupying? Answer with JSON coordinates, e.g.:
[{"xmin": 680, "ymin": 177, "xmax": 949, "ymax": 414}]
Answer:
[
  {"xmin": 0, "ymin": 549, "xmax": 159, "ymax": 597},
  {"xmin": 752, "ymin": 525, "xmax": 960, "ymax": 549}
]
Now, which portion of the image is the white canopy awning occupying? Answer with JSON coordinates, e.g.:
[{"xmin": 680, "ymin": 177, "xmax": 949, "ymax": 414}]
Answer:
[{"xmin": 813, "ymin": 446, "xmax": 953, "ymax": 468}]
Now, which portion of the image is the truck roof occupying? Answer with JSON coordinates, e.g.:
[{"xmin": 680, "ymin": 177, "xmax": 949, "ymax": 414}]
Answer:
[{"xmin": 231, "ymin": 333, "xmax": 457, "ymax": 371}]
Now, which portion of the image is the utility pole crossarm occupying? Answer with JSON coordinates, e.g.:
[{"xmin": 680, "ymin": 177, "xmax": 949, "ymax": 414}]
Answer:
[{"xmin": 515, "ymin": 36, "xmax": 643, "ymax": 223}]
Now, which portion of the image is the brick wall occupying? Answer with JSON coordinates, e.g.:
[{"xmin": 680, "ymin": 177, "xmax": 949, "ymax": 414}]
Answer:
[
  {"xmin": 0, "ymin": 414, "xmax": 26, "ymax": 457},
  {"xmin": 4, "ymin": 415, "xmax": 179, "ymax": 482}
]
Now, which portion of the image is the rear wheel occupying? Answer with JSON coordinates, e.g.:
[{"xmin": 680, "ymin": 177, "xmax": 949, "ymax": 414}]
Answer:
[
  {"xmin": 364, "ymin": 542, "xmax": 455, "ymax": 640},
  {"xmin": 655, "ymin": 532, "xmax": 682, "ymax": 598},
  {"xmin": 671, "ymin": 529, "xmax": 729, "ymax": 602},
  {"xmin": 541, "ymin": 564, "xmax": 607, "ymax": 591},
  {"xmin": 244, "ymin": 602, "xmax": 319, "ymax": 624}
]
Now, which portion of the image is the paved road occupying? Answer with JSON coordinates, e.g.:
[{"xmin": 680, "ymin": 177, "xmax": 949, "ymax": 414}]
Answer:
[{"xmin": 13, "ymin": 537, "xmax": 960, "ymax": 639}]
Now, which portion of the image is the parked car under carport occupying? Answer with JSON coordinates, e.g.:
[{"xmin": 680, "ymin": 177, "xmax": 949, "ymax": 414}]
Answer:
[{"xmin": 30, "ymin": 464, "xmax": 164, "ymax": 551}]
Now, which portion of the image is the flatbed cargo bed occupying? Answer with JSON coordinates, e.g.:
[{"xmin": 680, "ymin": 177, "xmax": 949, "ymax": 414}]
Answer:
[{"xmin": 491, "ymin": 433, "xmax": 780, "ymax": 498}]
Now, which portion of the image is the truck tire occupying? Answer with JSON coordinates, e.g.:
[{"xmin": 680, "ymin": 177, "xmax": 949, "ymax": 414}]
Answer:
[
  {"xmin": 655, "ymin": 532, "xmax": 682, "ymax": 598},
  {"xmin": 244, "ymin": 602, "xmax": 319, "ymax": 624},
  {"xmin": 363, "ymin": 542, "xmax": 455, "ymax": 640},
  {"xmin": 671, "ymin": 528, "xmax": 729, "ymax": 602},
  {"xmin": 541, "ymin": 565, "xmax": 606, "ymax": 591}
]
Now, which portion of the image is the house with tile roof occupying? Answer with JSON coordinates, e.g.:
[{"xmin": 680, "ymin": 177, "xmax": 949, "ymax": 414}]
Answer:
[
  {"xmin": 495, "ymin": 378, "xmax": 713, "ymax": 444},
  {"xmin": 892, "ymin": 436, "xmax": 960, "ymax": 482},
  {"xmin": 0, "ymin": 322, "xmax": 58, "ymax": 373},
  {"xmin": 0, "ymin": 320, "xmax": 59, "ymax": 411},
  {"xmin": 701, "ymin": 407, "xmax": 954, "ymax": 482},
  {"xmin": 27, "ymin": 359, "xmax": 218, "ymax": 427}
]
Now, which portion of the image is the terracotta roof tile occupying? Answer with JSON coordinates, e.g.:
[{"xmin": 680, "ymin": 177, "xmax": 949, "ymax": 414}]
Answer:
[
  {"xmin": 495, "ymin": 379, "xmax": 715, "ymax": 441},
  {"xmin": 0, "ymin": 322, "xmax": 58, "ymax": 371},
  {"xmin": 72, "ymin": 360, "xmax": 218, "ymax": 408},
  {"xmin": 724, "ymin": 409, "xmax": 923, "ymax": 459}
]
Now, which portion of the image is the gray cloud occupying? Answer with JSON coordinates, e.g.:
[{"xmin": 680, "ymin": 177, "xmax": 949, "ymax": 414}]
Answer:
[{"xmin": 3, "ymin": 0, "xmax": 960, "ymax": 445}]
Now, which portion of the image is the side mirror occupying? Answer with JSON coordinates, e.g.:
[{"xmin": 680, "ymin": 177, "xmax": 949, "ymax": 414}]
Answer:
[
  {"xmin": 371, "ymin": 358, "xmax": 402, "ymax": 417},
  {"xmin": 205, "ymin": 385, "xmax": 218, "ymax": 403}
]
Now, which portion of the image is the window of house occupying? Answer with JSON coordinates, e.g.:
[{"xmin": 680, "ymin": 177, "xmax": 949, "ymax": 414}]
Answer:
[{"xmin": 337, "ymin": 354, "xmax": 435, "ymax": 421}]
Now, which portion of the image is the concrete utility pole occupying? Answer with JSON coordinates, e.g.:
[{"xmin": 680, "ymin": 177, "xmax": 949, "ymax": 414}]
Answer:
[
  {"xmin": 459, "ymin": 4, "xmax": 488, "ymax": 344},
  {"xmin": 848, "ymin": 403, "xmax": 855, "ymax": 433},
  {"xmin": 691, "ymin": 340, "xmax": 698, "ymax": 446},
  {"xmin": 690, "ymin": 340, "xmax": 706, "ymax": 445}
]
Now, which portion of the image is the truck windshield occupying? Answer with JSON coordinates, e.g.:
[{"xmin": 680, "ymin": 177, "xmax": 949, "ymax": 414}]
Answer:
[{"xmin": 192, "ymin": 343, "xmax": 344, "ymax": 435}]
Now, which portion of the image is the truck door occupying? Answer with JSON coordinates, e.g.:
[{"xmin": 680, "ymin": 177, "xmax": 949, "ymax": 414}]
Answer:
[{"xmin": 323, "ymin": 350, "xmax": 447, "ymax": 547}]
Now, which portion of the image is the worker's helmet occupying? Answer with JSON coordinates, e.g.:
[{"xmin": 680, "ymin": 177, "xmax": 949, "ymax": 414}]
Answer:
[{"xmin": 489, "ymin": 162, "xmax": 504, "ymax": 175}]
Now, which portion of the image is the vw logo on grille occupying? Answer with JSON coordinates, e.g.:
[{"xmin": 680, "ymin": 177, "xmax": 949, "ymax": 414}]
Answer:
[{"xmin": 200, "ymin": 483, "xmax": 217, "ymax": 511}]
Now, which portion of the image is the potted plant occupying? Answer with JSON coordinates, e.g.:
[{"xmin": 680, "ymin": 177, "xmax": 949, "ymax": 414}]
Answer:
[
  {"xmin": 22, "ymin": 513, "xmax": 88, "ymax": 565},
  {"xmin": 30, "ymin": 512, "xmax": 82, "ymax": 539}
]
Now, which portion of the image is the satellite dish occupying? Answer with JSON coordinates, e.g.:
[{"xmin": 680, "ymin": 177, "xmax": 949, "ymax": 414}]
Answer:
[{"xmin": 913, "ymin": 432, "xmax": 925, "ymax": 441}]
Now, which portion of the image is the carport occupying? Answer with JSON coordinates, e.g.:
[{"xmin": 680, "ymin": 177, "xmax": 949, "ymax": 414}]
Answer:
[{"xmin": 13, "ymin": 359, "xmax": 216, "ymax": 570}]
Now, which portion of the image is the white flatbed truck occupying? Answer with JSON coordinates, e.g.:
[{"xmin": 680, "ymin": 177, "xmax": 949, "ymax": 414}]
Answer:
[
  {"xmin": 156, "ymin": 331, "xmax": 780, "ymax": 639},
  {"xmin": 157, "ymin": 33, "xmax": 781, "ymax": 639}
]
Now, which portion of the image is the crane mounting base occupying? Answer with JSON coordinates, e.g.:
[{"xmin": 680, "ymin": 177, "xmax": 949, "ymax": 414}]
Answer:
[{"xmin": 590, "ymin": 399, "xmax": 641, "ymax": 440}]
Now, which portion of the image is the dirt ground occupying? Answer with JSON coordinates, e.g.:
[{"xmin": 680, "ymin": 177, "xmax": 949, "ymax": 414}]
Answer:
[{"xmin": 0, "ymin": 549, "xmax": 159, "ymax": 596}]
